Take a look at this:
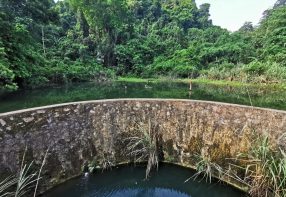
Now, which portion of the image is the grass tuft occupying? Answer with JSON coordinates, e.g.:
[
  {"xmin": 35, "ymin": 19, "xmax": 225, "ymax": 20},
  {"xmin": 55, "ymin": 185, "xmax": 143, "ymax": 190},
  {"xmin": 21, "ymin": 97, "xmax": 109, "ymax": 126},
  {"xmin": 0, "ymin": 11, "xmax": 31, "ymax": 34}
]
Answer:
[
  {"xmin": 0, "ymin": 148, "xmax": 48, "ymax": 197},
  {"xmin": 238, "ymin": 136, "xmax": 286, "ymax": 197},
  {"xmin": 124, "ymin": 119, "xmax": 160, "ymax": 179}
]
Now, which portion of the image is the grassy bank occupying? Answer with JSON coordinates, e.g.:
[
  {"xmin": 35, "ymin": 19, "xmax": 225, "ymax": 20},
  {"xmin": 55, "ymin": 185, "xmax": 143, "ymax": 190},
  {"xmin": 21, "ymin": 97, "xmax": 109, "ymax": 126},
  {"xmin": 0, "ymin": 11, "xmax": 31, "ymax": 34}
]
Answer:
[{"xmin": 117, "ymin": 77, "xmax": 286, "ymax": 89}]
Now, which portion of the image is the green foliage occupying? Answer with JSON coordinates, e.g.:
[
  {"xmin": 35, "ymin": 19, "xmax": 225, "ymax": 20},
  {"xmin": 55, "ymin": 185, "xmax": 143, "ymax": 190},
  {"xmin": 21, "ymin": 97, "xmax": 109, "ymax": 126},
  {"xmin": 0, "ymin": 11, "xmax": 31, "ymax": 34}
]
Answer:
[
  {"xmin": 203, "ymin": 60, "xmax": 286, "ymax": 83},
  {"xmin": 0, "ymin": 46, "xmax": 17, "ymax": 90},
  {"xmin": 150, "ymin": 47, "xmax": 199, "ymax": 78},
  {"xmin": 0, "ymin": 0, "xmax": 285, "ymax": 89},
  {"xmin": 256, "ymin": 6, "xmax": 286, "ymax": 61}
]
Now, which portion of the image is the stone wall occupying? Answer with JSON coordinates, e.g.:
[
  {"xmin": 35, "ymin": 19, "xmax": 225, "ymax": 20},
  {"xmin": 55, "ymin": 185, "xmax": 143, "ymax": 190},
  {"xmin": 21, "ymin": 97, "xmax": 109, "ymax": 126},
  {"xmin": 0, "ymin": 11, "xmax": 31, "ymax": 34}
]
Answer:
[{"xmin": 0, "ymin": 99, "xmax": 286, "ymax": 192}]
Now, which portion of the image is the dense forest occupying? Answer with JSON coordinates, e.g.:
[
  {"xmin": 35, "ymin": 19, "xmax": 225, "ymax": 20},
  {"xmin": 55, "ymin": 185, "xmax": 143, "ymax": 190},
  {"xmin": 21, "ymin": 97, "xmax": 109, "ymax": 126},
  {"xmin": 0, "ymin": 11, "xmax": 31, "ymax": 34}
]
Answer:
[{"xmin": 0, "ymin": 0, "xmax": 285, "ymax": 90}]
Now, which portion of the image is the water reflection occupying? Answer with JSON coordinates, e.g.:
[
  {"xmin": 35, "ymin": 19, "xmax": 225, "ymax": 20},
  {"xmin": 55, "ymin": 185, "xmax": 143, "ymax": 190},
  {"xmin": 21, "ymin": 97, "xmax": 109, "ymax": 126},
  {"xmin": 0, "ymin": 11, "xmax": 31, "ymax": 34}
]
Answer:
[
  {"xmin": 0, "ymin": 81, "xmax": 285, "ymax": 113},
  {"xmin": 43, "ymin": 164, "xmax": 245, "ymax": 197}
]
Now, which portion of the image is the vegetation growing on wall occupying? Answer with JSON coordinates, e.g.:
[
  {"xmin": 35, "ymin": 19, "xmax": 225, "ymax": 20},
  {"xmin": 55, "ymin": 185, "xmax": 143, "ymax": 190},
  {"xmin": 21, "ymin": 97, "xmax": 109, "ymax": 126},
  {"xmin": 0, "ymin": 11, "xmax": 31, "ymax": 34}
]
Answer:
[
  {"xmin": 185, "ymin": 135, "xmax": 286, "ymax": 197},
  {"xmin": 0, "ymin": 0, "xmax": 285, "ymax": 89},
  {"xmin": 238, "ymin": 136, "xmax": 286, "ymax": 197},
  {"xmin": 124, "ymin": 120, "xmax": 161, "ymax": 179},
  {"xmin": 121, "ymin": 117, "xmax": 286, "ymax": 197},
  {"xmin": 0, "ymin": 148, "xmax": 48, "ymax": 197}
]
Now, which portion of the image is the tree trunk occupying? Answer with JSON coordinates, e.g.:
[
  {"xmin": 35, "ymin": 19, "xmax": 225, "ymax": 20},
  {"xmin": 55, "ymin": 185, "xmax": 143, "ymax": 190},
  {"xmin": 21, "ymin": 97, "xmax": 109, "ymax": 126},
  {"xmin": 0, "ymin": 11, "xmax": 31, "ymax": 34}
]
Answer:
[{"xmin": 42, "ymin": 26, "xmax": 46, "ymax": 56}]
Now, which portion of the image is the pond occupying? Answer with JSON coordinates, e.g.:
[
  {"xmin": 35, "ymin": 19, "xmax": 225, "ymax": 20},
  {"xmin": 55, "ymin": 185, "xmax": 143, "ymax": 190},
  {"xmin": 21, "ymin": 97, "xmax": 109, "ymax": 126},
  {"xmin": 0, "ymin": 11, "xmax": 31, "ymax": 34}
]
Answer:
[
  {"xmin": 0, "ymin": 81, "xmax": 286, "ymax": 113},
  {"xmin": 43, "ymin": 163, "xmax": 246, "ymax": 197}
]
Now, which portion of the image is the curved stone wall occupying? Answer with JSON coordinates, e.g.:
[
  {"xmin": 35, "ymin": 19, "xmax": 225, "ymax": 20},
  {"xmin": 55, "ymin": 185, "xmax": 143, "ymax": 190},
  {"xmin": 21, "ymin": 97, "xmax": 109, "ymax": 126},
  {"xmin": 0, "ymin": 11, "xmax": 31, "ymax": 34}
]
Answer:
[{"xmin": 0, "ymin": 99, "xmax": 286, "ymax": 192}]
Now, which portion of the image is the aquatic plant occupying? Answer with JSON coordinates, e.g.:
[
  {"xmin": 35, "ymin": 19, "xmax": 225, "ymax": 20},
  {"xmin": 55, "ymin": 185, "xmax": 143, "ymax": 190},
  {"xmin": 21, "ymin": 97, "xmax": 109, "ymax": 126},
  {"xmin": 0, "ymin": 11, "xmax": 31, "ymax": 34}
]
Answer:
[{"xmin": 124, "ymin": 119, "xmax": 160, "ymax": 179}]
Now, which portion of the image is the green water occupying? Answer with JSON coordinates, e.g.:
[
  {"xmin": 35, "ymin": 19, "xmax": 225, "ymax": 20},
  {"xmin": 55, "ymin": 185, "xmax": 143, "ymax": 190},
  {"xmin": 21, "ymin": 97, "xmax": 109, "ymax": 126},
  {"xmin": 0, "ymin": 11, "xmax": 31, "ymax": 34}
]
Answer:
[
  {"xmin": 43, "ymin": 163, "xmax": 246, "ymax": 197},
  {"xmin": 0, "ymin": 81, "xmax": 286, "ymax": 113}
]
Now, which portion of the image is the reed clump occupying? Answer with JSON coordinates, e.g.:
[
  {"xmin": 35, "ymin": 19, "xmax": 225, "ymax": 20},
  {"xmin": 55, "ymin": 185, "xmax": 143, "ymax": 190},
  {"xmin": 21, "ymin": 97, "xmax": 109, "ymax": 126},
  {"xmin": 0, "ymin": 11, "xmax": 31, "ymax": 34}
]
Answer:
[
  {"xmin": 124, "ymin": 119, "xmax": 161, "ymax": 179},
  {"xmin": 238, "ymin": 136, "xmax": 286, "ymax": 197},
  {"xmin": 184, "ymin": 134, "xmax": 286, "ymax": 197},
  {"xmin": 185, "ymin": 153, "xmax": 224, "ymax": 183}
]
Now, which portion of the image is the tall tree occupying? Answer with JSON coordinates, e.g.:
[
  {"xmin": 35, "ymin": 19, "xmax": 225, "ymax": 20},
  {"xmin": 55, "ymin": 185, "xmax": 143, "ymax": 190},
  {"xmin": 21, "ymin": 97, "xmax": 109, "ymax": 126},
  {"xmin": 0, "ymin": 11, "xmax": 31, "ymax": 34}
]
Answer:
[
  {"xmin": 68, "ymin": 0, "xmax": 132, "ymax": 67},
  {"xmin": 255, "ymin": 5, "xmax": 286, "ymax": 64},
  {"xmin": 274, "ymin": 0, "xmax": 286, "ymax": 8},
  {"xmin": 239, "ymin": 22, "xmax": 254, "ymax": 32},
  {"xmin": 197, "ymin": 3, "xmax": 212, "ymax": 28}
]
